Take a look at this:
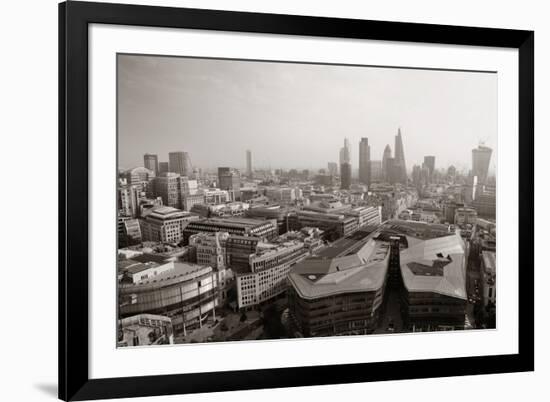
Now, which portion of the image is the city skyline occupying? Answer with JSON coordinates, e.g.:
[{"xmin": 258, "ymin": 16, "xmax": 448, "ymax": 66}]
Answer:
[{"xmin": 118, "ymin": 55, "xmax": 497, "ymax": 173}]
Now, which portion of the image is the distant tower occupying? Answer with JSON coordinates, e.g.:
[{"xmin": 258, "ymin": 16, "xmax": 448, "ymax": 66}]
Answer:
[
  {"xmin": 472, "ymin": 144, "xmax": 492, "ymax": 184},
  {"xmin": 169, "ymin": 151, "xmax": 192, "ymax": 177},
  {"xmin": 218, "ymin": 167, "xmax": 241, "ymax": 201},
  {"xmin": 394, "ymin": 128, "xmax": 407, "ymax": 183},
  {"xmin": 246, "ymin": 150, "xmax": 252, "ymax": 178},
  {"xmin": 382, "ymin": 144, "xmax": 392, "ymax": 182},
  {"xmin": 359, "ymin": 137, "xmax": 371, "ymax": 186},
  {"xmin": 327, "ymin": 162, "xmax": 338, "ymax": 176},
  {"xmin": 423, "ymin": 156, "xmax": 436, "ymax": 181},
  {"xmin": 340, "ymin": 138, "xmax": 352, "ymax": 190},
  {"xmin": 143, "ymin": 153, "xmax": 159, "ymax": 175}
]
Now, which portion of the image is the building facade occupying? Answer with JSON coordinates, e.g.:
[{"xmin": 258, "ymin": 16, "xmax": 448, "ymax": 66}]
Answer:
[
  {"xmin": 168, "ymin": 151, "xmax": 193, "ymax": 177},
  {"xmin": 236, "ymin": 241, "xmax": 309, "ymax": 309},
  {"xmin": 119, "ymin": 263, "xmax": 219, "ymax": 335},
  {"xmin": 143, "ymin": 153, "xmax": 159, "ymax": 175},
  {"xmin": 140, "ymin": 206, "xmax": 198, "ymax": 243},
  {"xmin": 359, "ymin": 137, "xmax": 371, "ymax": 186}
]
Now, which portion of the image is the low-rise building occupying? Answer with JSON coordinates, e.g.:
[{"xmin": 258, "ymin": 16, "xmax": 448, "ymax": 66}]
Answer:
[
  {"xmin": 140, "ymin": 206, "xmax": 199, "ymax": 244},
  {"xmin": 118, "ymin": 314, "xmax": 174, "ymax": 347},
  {"xmin": 481, "ymin": 250, "xmax": 496, "ymax": 309},
  {"xmin": 236, "ymin": 240, "xmax": 309, "ymax": 309},
  {"xmin": 454, "ymin": 207, "xmax": 478, "ymax": 226},
  {"xmin": 188, "ymin": 232, "xmax": 234, "ymax": 303},
  {"xmin": 288, "ymin": 237, "xmax": 390, "ymax": 336},
  {"xmin": 183, "ymin": 217, "xmax": 278, "ymax": 243},
  {"xmin": 119, "ymin": 262, "xmax": 219, "ymax": 335}
]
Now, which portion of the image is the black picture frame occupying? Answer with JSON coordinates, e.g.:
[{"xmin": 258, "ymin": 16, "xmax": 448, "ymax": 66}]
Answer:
[{"xmin": 59, "ymin": 1, "xmax": 534, "ymax": 400}]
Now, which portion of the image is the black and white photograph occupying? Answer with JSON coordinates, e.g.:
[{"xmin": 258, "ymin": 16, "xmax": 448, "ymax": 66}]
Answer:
[{"xmin": 116, "ymin": 54, "xmax": 497, "ymax": 347}]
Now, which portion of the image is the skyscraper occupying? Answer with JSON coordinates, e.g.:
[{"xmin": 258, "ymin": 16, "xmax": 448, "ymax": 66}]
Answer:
[
  {"xmin": 143, "ymin": 153, "xmax": 159, "ymax": 175},
  {"xmin": 168, "ymin": 151, "xmax": 192, "ymax": 177},
  {"xmin": 394, "ymin": 128, "xmax": 407, "ymax": 183},
  {"xmin": 369, "ymin": 160, "xmax": 382, "ymax": 182},
  {"xmin": 246, "ymin": 150, "xmax": 252, "ymax": 178},
  {"xmin": 218, "ymin": 167, "xmax": 241, "ymax": 201},
  {"xmin": 359, "ymin": 137, "xmax": 371, "ymax": 186},
  {"xmin": 158, "ymin": 162, "xmax": 169, "ymax": 174},
  {"xmin": 327, "ymin": 162, "xmax": 338, "ymax": 176},
  {"xmin": 412, "ymin": 164, "xmax": 422, "ymax": 187},
  {"xmin": 472, "ymin": 144, "xmax": 492, "ymax": 184},
  {"xmin": 423, "ymin": 155, "xmax": 436, "ymax": 180},
  {"xmin": 382, "ymin": 144, "xmax": 392, "ymax": 182},
  {"xmin": 339, "ymin": 138, "xmax": 351, "ymax": 190}
]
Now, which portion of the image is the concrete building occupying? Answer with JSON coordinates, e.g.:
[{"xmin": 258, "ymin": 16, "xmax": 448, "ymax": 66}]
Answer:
[
  {"xmin": 183, "ymin": 217, "xmax": 278, "ymax": 243},
  {"xmin": 168, "ymin": 151, "xmax": 193, "ymax": 177},
  {"xmin": 472, "ymin": 144, "xmax": 492, "ymax": 185},
  {"xmin": 288, "ymin": 220, "xmax": 467, "ymax": 335},
  {"xmin": 204, "ymin": 188, "xmax": 231, "ymax": 204},
  {"xmin": 122, "ymin": 166, "xmax": 156, "ymax": 186},
  {"xmin": 158, "ymin": 161, "xmax": 169, "ymax": 174},
  {"xmin": 119, "ymin": 259, "xmax": 175, "ymax": 284},
  {"xmin": 153, "ymin": 172, "xmax": 199, "ymax": 210},
  {"xmin": 143, "ymin": 153, "xmax": 159, "ymax": 175},
  {"xmin": 340, "ymin": 138, "xmax": 352, "ymax": 190},
  {"xmin": 119, "ymin": 262, "xmax": 219, "ymax": 335},
  {"xmin": 188, "ymin": 232, "xmax": 234, "ymax": 302},
  {"xmin": 394, "ymin": 128, "xmax": 407, "ymax": 183},
  {"xmin": 382, "ymin": 144, "xmax": 392, "ymax": 182},
  {"xmin": 369, "ymin": 160, "xmax": 383, "ymax": 182},
  {"xmin": 118, "ymin": 314, "xmax": 174, "ymax": 347},
  {"xmin": 182, "ymin": 193, "xmax": 206, "ymax": 212},
  {"xmin": 327, "ymin": 162, "xmax": 338, "ymax": 176},
  {"xmin": 473, "ymin": 192, "xmax": 496, "ymax": 219},
  {"xmin": 236, "ymin": 240, "xmax": 309, "ymax": 309},
  {"xmin": 359, "ymin": 137, "xmax": 371, "ymax": 185},
  {"xmin": 294, "ymin": 210, "xmax": 358, "ymax": 240},
  {"xmin": 218, "ymin": 167, "xmax": 241, "ymax": 200},
  {"xmin": 423, "ymin": 156, "xmax": 436, "ymax": 181},
  {"xmin": 454, "ymin": 207, "xmax": 478, "ymax": 226},
  {"xmin": 288, "ymin": 236, "xmax": 390, "ymax": 336},
  {"xmin": 246, "ymin": 149, "xmax": 252, "ymax": 177},
  {"xmin": 344, "ymin": 206, "xmax": 382, "ymax": 227},
  {"xmin": 140, "ymin": 206, "xmax": 199, "ymax": 243},
  {"xmin": 481, "ymin": 250, "xmax": 496, "ymax": 309}
]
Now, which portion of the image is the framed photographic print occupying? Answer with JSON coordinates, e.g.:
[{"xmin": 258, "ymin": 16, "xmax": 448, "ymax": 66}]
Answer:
[{"xmin": 59, "ymin": 1, "xmax": 534, "ymax": 400}]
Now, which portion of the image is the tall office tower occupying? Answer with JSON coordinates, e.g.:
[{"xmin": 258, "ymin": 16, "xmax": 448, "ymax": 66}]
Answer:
[
  {"xmin": 168, "ymin": 151, "xmax": 193, "ymax": 177},
  {"xmin": 327, "ymin": 162, "xmax": 338, "ymax": 176},
  {"xmin": 369, "ymin": 160, "xmax": 383, "ymax": 182},
  {"xmin": 339, "ymin": 138, "xmax": 352, "ymax": 190},
  {"xmin": 218, "ymin": 167, "xmax": 241, "ymax": 200},
  {"xmin": 382, "ymin": 144, "xmax": 392, "ymax": 182},
  {"xmin": 359, "ymin": 137, "xmax": 371, "ymax": 185},
  {"xmin": 412, "ymin": 164, "xmax": 422, "ymax": 187},
  {"xmin": 339, "ymin": 138, "xmax": 351, "ymax": 165},
  {"xmin": 340, "ymin": 163, "xmax": 352, "ymax": 190},
  {"xmin": 246, "ymin": 150, "xmax": 252, "ymax": 178},
  {"xmin": 386, "ymin": 157, "xmax": 397, "ymax": 184},
  {"xmin": 143, "ymin": 153, "xmax": 159, "ymax": 175},
  {"xmin": 472, "ymin": 144, "xmax": 492, "ymax": 184},
  {"xmin": 423, "ymin": 156, "xmax": 436, "ymax": 181},
  {"xmin": 158, "ymin": 162, "xmax": 169, "ymax": 174},
  {"xmin": 394, "ymin": 128, "xmax": 407, "ymax": 183}
]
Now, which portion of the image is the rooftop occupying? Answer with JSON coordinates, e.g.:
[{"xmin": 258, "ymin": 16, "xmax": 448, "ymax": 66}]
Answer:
[
  {"xmin": 289, "ymin": 220, "xmax": 467, "ymax": 301},
  {"xmin": 399, "ymin": 233, "xmax": 467, "ymax": 300},
  {"xmin": 288, "ymin": 238, "xmax": 390, "ymax": 299}
]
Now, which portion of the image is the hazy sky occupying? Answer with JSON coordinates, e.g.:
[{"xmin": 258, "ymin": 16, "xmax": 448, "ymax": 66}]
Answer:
[{"xmin": 118, "ymin": 54, "xmax": 497, "ymax": 174}]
